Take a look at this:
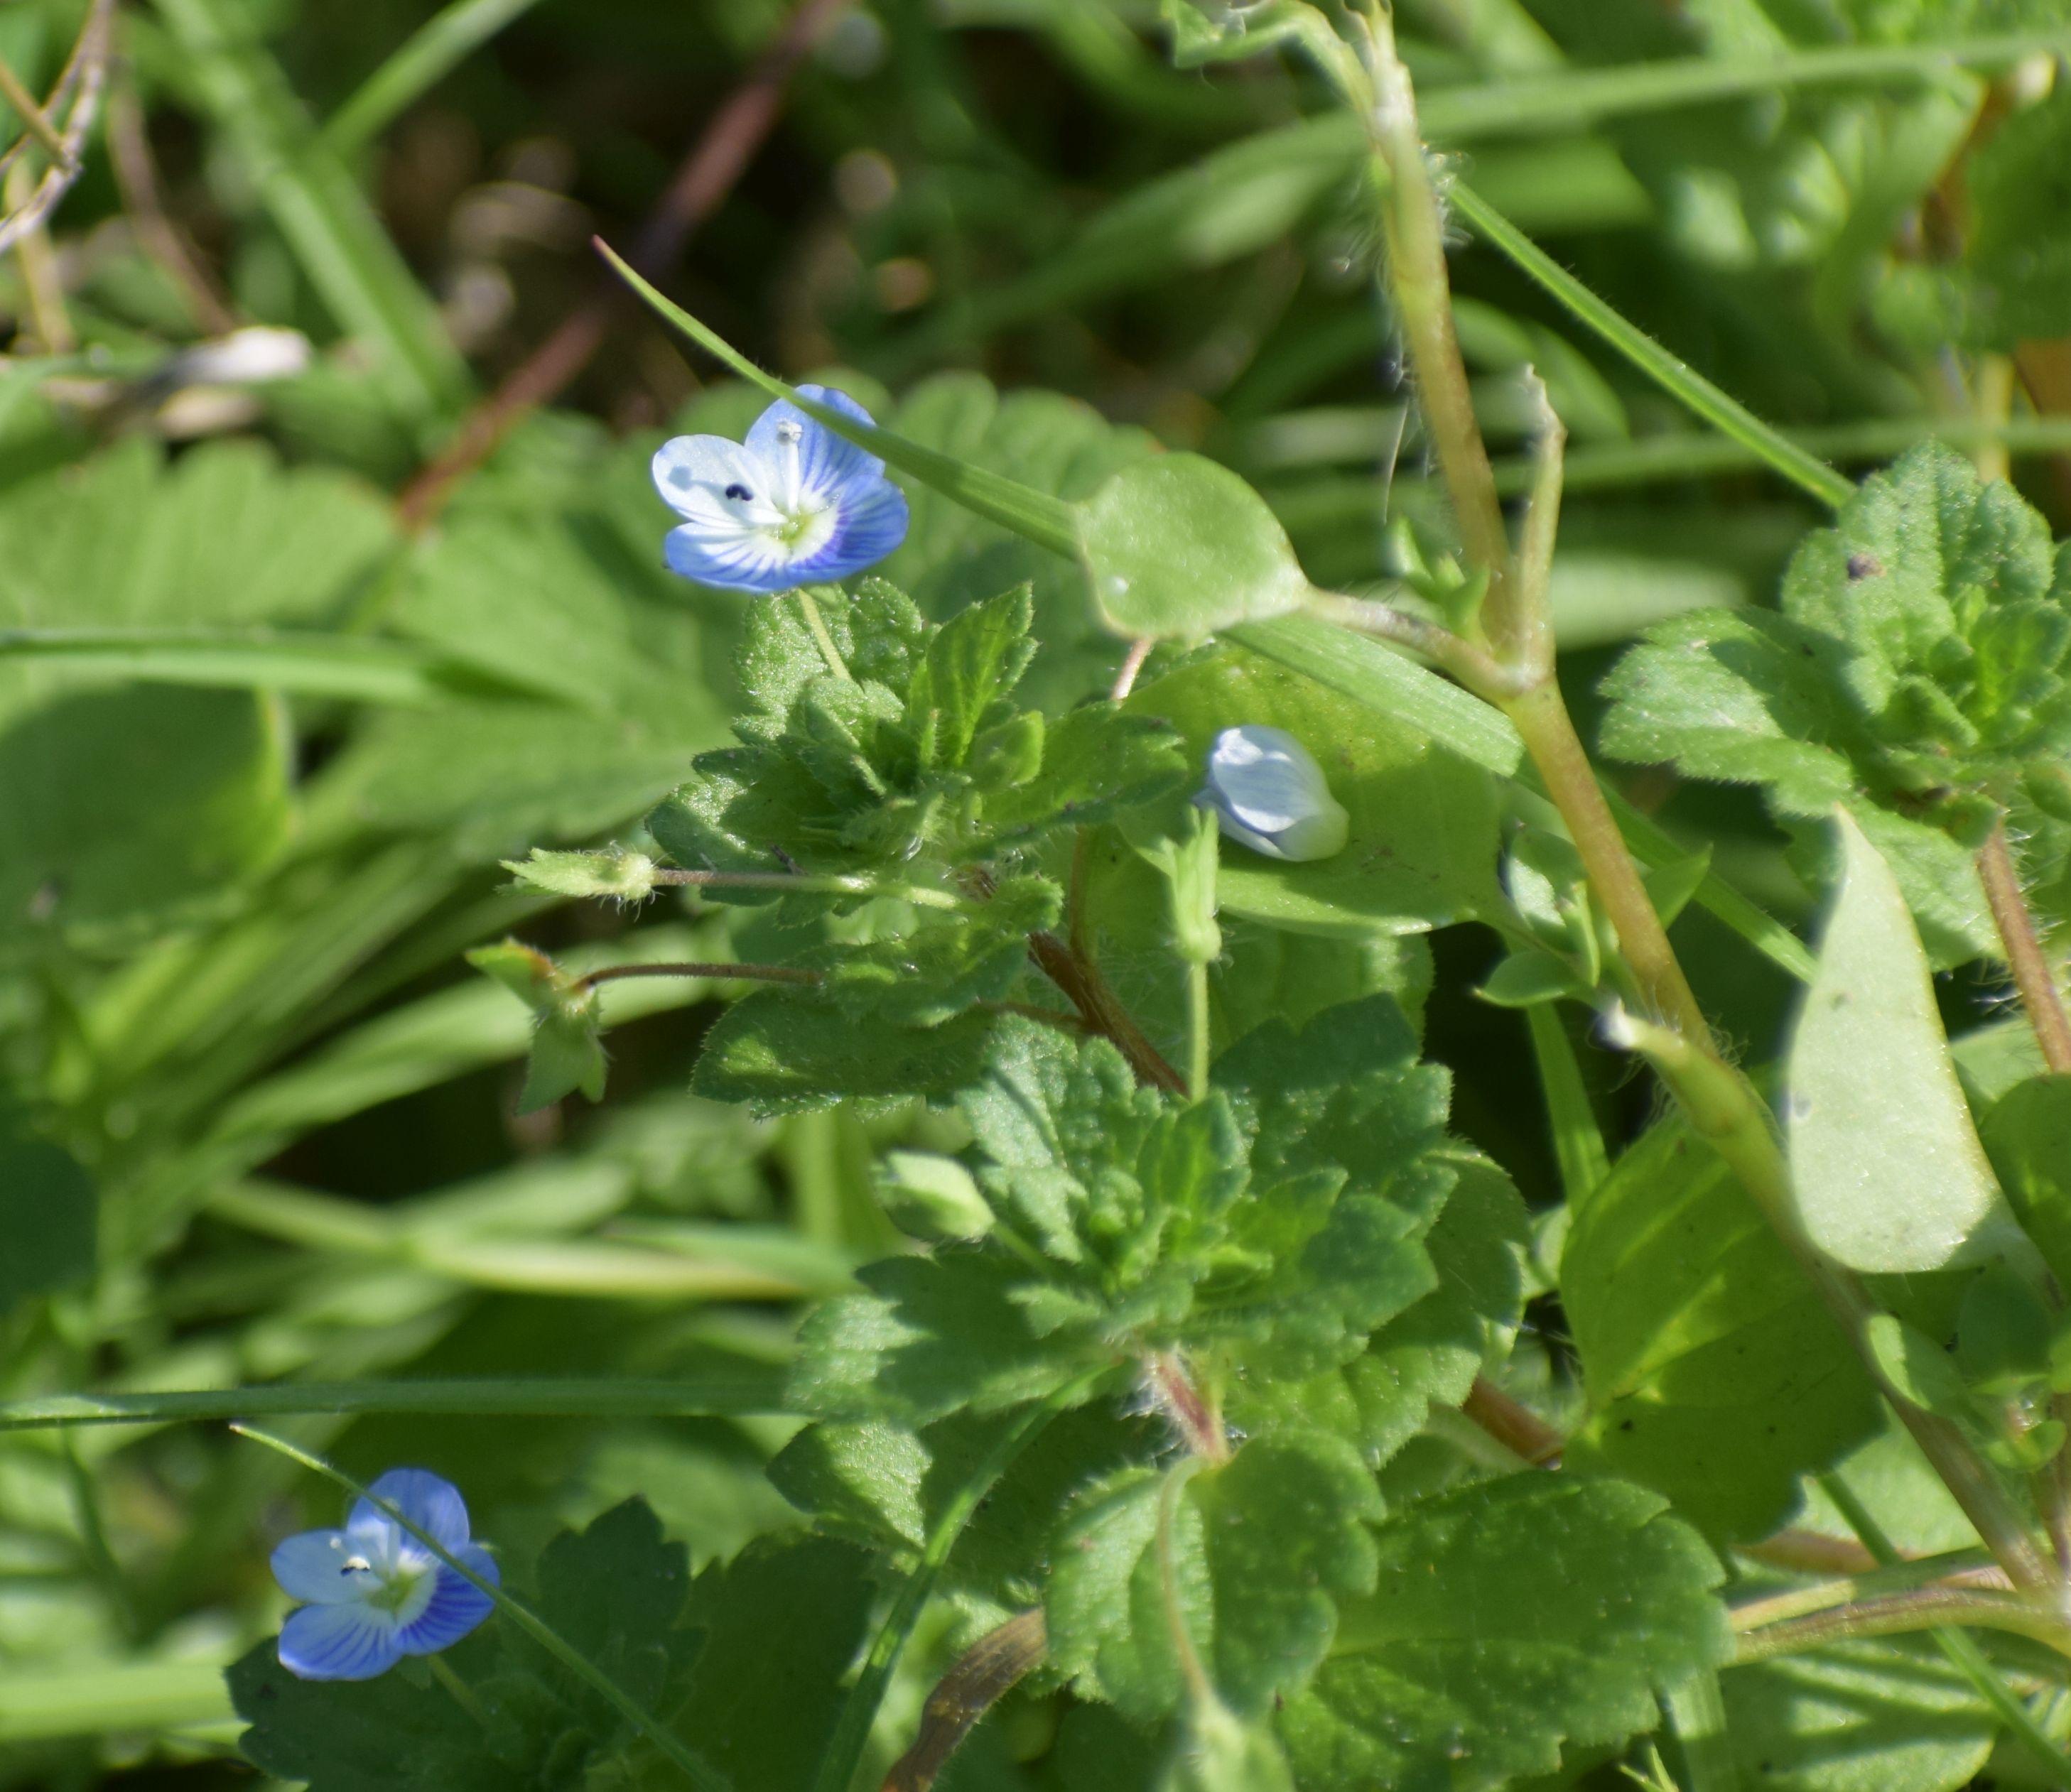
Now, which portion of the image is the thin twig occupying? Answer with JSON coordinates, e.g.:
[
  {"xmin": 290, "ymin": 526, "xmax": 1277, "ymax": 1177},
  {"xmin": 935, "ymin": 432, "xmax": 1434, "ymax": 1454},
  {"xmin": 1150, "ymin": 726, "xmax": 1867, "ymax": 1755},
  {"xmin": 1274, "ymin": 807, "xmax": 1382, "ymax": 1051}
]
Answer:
[
  {"xmin": 0, "ymin": 51, "xmax": 72, "ymax": 167},
  {"xmin": 105, "ymin": 77, "xmax": 237, "ymax": 335},
  {"xmin": 396, "ymin": 0, "xmax": 848, "ymax": 530},
  {"xmin": 1979, "ymin": 818, "xmax": 2071, "ymax": 1074},
  {"xmin": 1110, "ymin": 636, "xmax": 1154, "ymax": 702},
  {"xmin": 1027, "ymin": 930, "xmax": 1187, "ymax": 1095}
]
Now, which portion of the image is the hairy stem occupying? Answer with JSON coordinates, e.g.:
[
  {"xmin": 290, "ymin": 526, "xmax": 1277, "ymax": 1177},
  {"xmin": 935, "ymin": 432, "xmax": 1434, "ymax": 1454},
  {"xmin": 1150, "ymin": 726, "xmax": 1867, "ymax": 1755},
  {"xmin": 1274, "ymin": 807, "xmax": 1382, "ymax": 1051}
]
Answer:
[
  {"xmin": 1979, "ymin": 818, "xmax": 2071, "ymax": 1074},
  {"xmin": 1301, "ymin": 590, "xmax": 1524, "ymax": 694},
  {"xmin": 1028, "ymin": 931, "xmax": 1187, "ymax": 1095},
  {"xmin": 1734, "ymin": 1585, "xmax": 2071, "ymax": 1661}
]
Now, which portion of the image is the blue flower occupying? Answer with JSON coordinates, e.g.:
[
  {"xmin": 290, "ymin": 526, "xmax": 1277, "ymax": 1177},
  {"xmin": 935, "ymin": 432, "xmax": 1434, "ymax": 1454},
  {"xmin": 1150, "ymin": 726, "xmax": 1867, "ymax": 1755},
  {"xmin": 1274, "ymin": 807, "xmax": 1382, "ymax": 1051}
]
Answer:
[
  {"xmin": 270, "ymin": 1467, "xmax": 498, "ymax": 1681},
  {"xmin": 1199, "ymin": 724, "xmax": 1350, "ymax": 863},
  {"xmin": 651, "ymin": 386, "xmax": 910, "ymax": 594}
]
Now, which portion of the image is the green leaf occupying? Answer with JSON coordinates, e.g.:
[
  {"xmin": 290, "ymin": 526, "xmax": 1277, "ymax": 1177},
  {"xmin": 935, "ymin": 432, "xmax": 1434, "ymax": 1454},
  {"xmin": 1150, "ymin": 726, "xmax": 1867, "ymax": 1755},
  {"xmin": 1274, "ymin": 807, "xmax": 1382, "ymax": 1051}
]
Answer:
[
  {"xmin": 981, "ymin": 700, "xmax": 1190, "ymax": 845},
  {"xmin": 1132, "ymin": 648, "xmax": 1502, "ymax": 934},
  {"xmin": 691, "ymin": 994, "xmax": 1005, "ymax": 1115},
  {"xmin": 0, "ymin": 1129, "xmax": 96, "ymax": 1317},
  {"xmin": 1718, "ymin": 1639, "xmax": 1998, "ymax": 1792},
  {"xmin": 1047, "ymin": 1430, "xmax": 1383, "ymax": 1724},
  {"xmin": 1601, "ymin": 444, "xmax": 2071, "ymax": 962},
  {"xmin": 1864, "ymin": 1313, "xmax": 1972, "ymax": 1418},
  {"xmin": 1159, "ymin": 1694, "xmax": 1297, "ymax": 1792},
  {"xmin": 521, "ymin": 1005, "xmax": 608, "ymax": 1114},
  {"xmin": 673, "ymin": 1534, "xmax": 878, "ymax": 1792},
  {"xmin": 1282, "ymin": 1475, "xmax": 1730, "ymax": 1792},
  {"xmin": 0, "ymin": 685, "xmax": 293, "ymax": 947},
  {"xmin": 1077, "ymin": 454, "xmax": 1311, "ymax": 639},
  {"xmin": 1957, "ymin": 84, "xmax": 2071, "ymax": 347},
  {"xmin": 1562, "ymin": 1119, "xmax": 1881, "ymax": 1545},
  {"xmin": 1785, "ymin": 809, "xmax": 2011, "ymax": 1272},
  {"xmin": 907, "ymin": 585, "xmax": 1037, "ymax": 769},
  {"xmin": 790, "ymin": 1006, "xmax": 1456, "ymax": 1423},
  {"xmin": 1981, "ymin": 1073, "xmax": 2071, "ymax": 1291}
]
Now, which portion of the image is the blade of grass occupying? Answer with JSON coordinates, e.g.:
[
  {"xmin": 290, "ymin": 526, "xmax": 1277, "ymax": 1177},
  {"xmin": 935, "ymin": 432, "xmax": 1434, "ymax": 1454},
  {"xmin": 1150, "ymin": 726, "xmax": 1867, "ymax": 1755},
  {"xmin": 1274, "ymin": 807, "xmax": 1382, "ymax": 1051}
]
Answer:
[
  {"xmin": 597, "ymin": 241, "xmax": 1081, "ymax": 559},
  {"xmin": 0, "ymin": 1659, "xmax": 233, "ymax": 1743},
  {"xmin": 232, "ymin": 1425, "xmax": 737, "ymax": 1792},
  {"xmin": 1524, "ymin": 1004, "xmax": 1609, "ymax": 1205},
  {"xmin": 322, "ymin": 0, "xmax": 548, "ymax": 153},
  {"xmin": 1447, "ymin": 182, "xmax": 1856, "ymax": 509},
  {"xmin": 0, "ymin": 627, "xmax": 570, "ymax": 706},
  {"xmin": 1819, "ymin": 1473, "xmax": 2071, "ymax": 1790},
  {"xmin": 1420, "ymin": 29, "xmax": 2071, "ymax": 142},
  {"xmin": 150, "ymin": 0, "xmax": 472, "ymax": 427},
  {"xmin": 0, "ymin": 1374, "xmax": 789, "ymax": 1433}
]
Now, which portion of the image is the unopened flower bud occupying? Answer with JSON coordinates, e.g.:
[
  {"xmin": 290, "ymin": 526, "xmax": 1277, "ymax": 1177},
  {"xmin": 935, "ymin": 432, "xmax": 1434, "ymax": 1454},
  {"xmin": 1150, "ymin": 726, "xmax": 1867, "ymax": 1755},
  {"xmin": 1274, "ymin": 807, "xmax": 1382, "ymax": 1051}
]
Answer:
[{"xmin": 1198, "ymin": 725, "xmax": 1348, "ymax": 863}]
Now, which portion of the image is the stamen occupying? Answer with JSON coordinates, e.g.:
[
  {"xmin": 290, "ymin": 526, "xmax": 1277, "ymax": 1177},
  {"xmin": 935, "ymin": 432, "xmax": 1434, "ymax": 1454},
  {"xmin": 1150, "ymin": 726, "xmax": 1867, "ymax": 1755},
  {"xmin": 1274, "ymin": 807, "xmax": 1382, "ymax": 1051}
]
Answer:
[{"xmin": 724, "ymin": 484, "xmax": 752, "ymax": 501}]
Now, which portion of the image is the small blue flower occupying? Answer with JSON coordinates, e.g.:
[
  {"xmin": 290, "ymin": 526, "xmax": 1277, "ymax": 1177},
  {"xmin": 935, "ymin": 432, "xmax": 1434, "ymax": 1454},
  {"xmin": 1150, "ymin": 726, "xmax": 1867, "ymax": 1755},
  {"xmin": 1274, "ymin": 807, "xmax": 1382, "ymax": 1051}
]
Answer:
[
  {"xmin": 1199, "ymin": 724, "xmax": 1350, "ymax": 863},
  {"xmin": 651, "ymin": 386, "xmax": 910, "ymax": 594},
  {"xmin": 270, "ymin": 1467, "xmax": 498, "ymax": 1681}
]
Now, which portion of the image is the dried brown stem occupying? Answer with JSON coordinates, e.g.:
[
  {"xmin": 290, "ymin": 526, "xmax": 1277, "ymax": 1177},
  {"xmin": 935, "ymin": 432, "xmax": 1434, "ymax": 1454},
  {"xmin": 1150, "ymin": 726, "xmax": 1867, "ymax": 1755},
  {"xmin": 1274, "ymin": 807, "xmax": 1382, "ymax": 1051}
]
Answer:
[
  {"xmin": 880, "ymin": 1609, "xmax": 1048, "ymax": 1792},
  {"xmin": 579, "ymin": 960, "xmax": 820, "ymax": 991},
  {"xmin": 1461, "ymin": 1376, "xmax": 1562, "ymax": 1466},
  {"xmin": 1027, "ymin": 930, "xmax": 1187, "ymax": 1095},
  {"xmin": 396, "ymin": 0, "xmax": 848, "ymax": 530}
]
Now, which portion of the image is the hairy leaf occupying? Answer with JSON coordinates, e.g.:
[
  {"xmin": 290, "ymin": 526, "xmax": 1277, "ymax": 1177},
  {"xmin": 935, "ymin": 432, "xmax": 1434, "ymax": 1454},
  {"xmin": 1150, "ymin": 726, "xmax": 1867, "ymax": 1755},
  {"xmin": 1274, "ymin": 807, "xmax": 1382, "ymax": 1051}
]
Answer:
[{"xmin": 1280, "ymin": 1476, "xmax": 1730, "ymax": 1792}]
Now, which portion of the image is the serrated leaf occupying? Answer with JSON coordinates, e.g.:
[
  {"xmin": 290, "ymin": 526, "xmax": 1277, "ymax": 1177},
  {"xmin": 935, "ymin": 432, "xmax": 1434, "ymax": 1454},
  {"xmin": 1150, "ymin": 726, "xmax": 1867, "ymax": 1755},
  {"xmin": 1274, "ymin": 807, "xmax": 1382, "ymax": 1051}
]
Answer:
[
  {"xmin": 1786, "ymin": 809, "xmax": 2011, "ymax": 1272},
  {"xmin": 1562, "ymin": 1119, "xmax": 1881, "ymax": 1545},
  {"xmin": 1600, "ymin": 445, "xmax": 2071, "ymax": 963},
  {"xmin": 1048, "ymin": 1430, "xmax": 1383, "ymax": 1725},
  {"xmin": 691, "ymin": 994, "xmax": 1005, "ymax": 1114},
  {"xmin": 671, "ymin": 1534, "xmax": 877, "ymax": 1792},
  {"xmin": 1280, "ymin": 1477, "xmax": 1730, "ymax": 1792},
  {"xmin": 908, "ymin": 585, "xmax": 1037, "ymax": 769},
  {"xmin": 980, "ymin": 700, "xmax": 1189, "ymax": 843},
  {"xmin": 1132, "ymin": 648, "xmax": 1501, "ymax": 934},
  {"xmin": 1078, "ymin": 454, "xmax": 1312, "ymax": 639}
]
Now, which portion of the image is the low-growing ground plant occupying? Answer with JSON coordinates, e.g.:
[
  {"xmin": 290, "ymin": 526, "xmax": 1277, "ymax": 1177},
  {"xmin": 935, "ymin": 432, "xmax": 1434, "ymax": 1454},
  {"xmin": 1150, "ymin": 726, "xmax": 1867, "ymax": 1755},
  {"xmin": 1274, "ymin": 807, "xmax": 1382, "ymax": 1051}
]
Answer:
[{"xmin": 13, "ymin": 0, "xmax": 2071, "ymax": 1788}]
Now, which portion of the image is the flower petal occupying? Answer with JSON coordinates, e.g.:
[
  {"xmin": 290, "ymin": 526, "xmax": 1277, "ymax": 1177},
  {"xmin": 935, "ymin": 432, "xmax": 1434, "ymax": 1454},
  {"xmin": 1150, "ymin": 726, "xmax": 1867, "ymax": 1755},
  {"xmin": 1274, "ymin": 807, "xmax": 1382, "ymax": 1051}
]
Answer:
[
  {"xmin": 747, "ymin": 385, "xmax": 886, "ymax": 495},
  {"xmin": 271, "ymin": 1528, "xmax": 371, "ymax": 1606},
  {"xmin": 664, "ymin": 522, "xmax": 801, "ymax": 594},
  {"xmin": 651, "ymin": 435, "xmax": 764, "ymax": 519},
  {"xmin": 791, "ymin": 482, "xmax": 910, "ymax": 585},
  {"xmin": 1203, "ymin": 726, "xmax": 1348, "ymax": 863},
  {"xmin": 351, "ymin": 1467, "xmax": 472, "ymax": 1552},
  {"xmin": 395, "ymin": 1544, "xmax": 499, "ymax": 1657},
  {"xmin": 279, "ymin": 1600, "xmax": 404, "ymax": 1681}
]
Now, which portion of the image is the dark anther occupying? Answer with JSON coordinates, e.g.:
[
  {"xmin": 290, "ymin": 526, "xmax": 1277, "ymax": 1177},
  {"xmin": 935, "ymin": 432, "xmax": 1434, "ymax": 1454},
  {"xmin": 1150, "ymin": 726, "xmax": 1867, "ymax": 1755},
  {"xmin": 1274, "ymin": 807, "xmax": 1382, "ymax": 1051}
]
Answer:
[{"xmin": 725, "ymin": 483, "xmax": 752, "ymax": 501}]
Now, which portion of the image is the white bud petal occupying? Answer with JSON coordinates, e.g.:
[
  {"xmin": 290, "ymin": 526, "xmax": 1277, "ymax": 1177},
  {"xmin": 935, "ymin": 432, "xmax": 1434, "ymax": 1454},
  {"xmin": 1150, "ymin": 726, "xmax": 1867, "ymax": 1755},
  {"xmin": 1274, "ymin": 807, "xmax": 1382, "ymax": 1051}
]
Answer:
[{"xmin": 1199, "ymin": 725, "xmax": 1348, "ymax": 863}]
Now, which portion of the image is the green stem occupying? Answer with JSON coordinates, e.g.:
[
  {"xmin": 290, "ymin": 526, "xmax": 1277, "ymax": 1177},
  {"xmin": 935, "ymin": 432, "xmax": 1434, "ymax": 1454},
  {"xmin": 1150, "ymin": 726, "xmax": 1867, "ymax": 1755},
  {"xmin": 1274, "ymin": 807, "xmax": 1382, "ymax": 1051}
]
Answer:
[
  {"xmin": 322, "ymin": 0, "xmax": 547, "ymax": 153},
  {"xmin": 0, "ymin": 1374, "xmax": 787, "ymax": 1433},
  {"xmin": 1819, "ymin": 1468, "xmax": 2071, "ymax": 1788},
  {"xmin": 1156, "ymin": 1458, "xmax": 1213, "ymax": 1706},
  {"xmin": 796, "ymin": 590, "xmax": 854, "ymax": 682},
  {"xmin": 1734, "ymin": 1585, "xmax": 2071, "ymax": 1660},
  {"xmin": 1978, "ymin": 818, "xmax": 2071, "ymax": 1076},
  {"xmin": 578, "ymin": 960, "xmax": 822, "ymax": 991},
  {"xmin": 234, "ymin": 1425, "xmax": 736, "ymax": 1792},
  {"xmin": 1523, "ymin": 1002, "xmax": 1608, "ymax": 1205},
  {"xmin": 1184, "ymin": 958, "xmax": 1210, "ymax": 1102},
  {"xmin": 1299, "ymin": 590, "xmax": 1523, "ymax": 694},
  {"xmin": 1445, "ymin": 181, "xmax": 1855, "ymax": 509},
  {"xmin": 809, "ymin": 1367, "xmax": 1113, "ymax": 1792},
  {"xmin": 1664, "ymin": 1669, "xmax": 1740, "ymax": 1792},
  {"xmin": 428, "ymin": 1653, "xmax": 492, "ymax": 1729}
]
